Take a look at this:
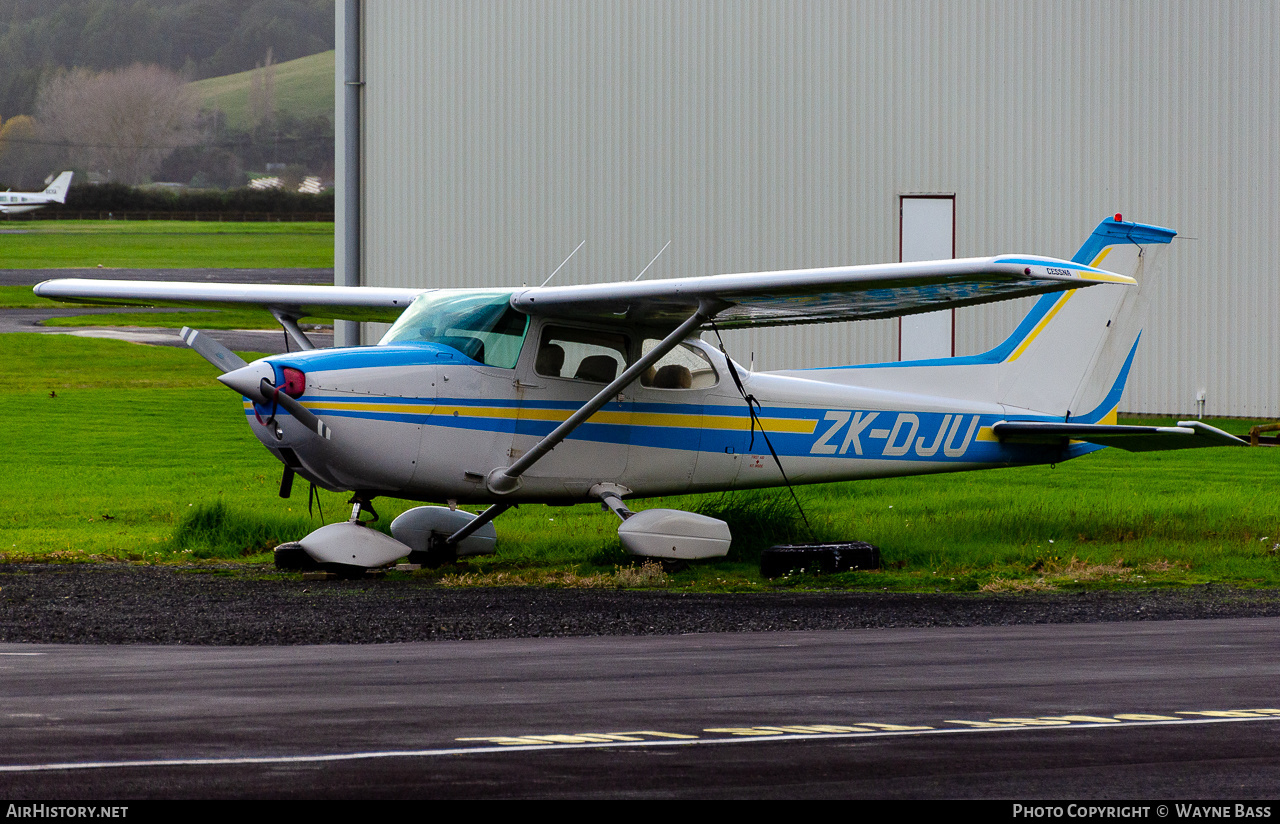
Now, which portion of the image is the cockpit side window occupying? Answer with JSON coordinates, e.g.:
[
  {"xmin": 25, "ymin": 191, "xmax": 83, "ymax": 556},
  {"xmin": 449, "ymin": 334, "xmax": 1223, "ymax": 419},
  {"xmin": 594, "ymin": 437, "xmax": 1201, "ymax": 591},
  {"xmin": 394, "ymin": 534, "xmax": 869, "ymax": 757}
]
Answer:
[
  {"xmin": 535, "ymin": 326, "xmax": 630, "ymax": 383},
  {"xmin": 379, "ymin": 291, "xmax": 529, "ymax": 368}
]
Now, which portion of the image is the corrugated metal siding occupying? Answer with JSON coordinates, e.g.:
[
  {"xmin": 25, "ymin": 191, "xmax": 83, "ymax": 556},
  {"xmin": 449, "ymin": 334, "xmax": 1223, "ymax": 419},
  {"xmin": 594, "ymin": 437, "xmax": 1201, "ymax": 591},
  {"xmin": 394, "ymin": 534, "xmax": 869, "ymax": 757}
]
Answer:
[{"xmin": 355, "ymin": 0, "xmax": 1279, "ymax": 417}]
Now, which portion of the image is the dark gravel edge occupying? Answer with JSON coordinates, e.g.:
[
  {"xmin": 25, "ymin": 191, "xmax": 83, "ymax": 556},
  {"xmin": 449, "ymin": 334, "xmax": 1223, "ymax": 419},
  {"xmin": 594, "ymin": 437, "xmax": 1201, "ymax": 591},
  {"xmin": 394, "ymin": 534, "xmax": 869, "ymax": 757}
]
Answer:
[{"xmin": 4, "ymin": 563, "xmax": 1280, "ymax": 645}]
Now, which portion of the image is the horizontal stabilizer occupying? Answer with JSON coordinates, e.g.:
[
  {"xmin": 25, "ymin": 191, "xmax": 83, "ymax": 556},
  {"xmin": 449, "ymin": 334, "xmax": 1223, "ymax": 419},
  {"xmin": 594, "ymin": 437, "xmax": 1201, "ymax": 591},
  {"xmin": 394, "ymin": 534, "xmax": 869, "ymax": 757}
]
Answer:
[{"xmin": 991, "ymin": 420, "xmax": 1248, "ymax": 451}]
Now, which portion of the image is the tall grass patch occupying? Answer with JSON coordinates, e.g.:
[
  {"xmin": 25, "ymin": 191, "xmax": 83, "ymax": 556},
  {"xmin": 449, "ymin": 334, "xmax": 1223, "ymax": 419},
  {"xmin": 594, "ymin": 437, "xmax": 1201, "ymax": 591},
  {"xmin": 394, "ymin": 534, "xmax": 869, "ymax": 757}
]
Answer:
[
  {"xmin": 784, "ymin": 444, "xmax": 1280, "ymax": 590},
  {"xmin": 693, "ymin": 491, "xmax": 820, "ymax": 559},
  {"xmin": 167, "ymin": 500, "xmax": 312, "ymax": 560}
]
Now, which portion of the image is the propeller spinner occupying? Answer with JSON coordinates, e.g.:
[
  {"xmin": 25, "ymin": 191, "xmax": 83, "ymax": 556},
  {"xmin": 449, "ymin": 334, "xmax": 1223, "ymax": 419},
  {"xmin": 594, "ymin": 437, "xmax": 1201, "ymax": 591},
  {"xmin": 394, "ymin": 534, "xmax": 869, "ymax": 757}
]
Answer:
[{"xmin": 216, "ymin": 361, "xmax": 332, "ymax": 441}]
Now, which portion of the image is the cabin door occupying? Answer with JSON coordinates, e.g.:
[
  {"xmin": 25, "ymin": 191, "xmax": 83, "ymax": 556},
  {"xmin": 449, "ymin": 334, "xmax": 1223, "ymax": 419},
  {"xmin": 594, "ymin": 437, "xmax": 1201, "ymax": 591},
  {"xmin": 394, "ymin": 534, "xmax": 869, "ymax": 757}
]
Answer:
[{"xmin": 510, "ymin": 322, "xmax": 631, "ymax": 496}]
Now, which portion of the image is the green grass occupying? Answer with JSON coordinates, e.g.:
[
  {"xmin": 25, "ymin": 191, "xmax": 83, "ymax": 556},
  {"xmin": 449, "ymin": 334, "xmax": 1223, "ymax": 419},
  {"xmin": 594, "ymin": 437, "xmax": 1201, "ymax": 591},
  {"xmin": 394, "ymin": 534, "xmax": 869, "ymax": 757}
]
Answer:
[
  {"xmin": 1, "ymin": 333, "xmax": 1277, "ymax": 591},
  {"xmin": 0, "ymin": 221, "xmax": 334, "ymax": 269},
  {"xmin": 190, "ymin": 51, "xmax": 335, "ymax": 130},
  {"xmin": 0, "ymin": 285, "xmax": 78, "ymax": 308},
  {"xmin": 0, "ymin": 335, "xmax": 317, "ymax": 561}
]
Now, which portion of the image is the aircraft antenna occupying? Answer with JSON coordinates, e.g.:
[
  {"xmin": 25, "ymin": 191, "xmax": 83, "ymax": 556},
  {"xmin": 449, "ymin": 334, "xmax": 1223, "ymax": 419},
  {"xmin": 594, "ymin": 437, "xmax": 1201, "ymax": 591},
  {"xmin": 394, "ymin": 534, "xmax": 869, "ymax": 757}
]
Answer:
[
  {"xmin": 633, "ymin": 239, "xmax": 672, "ymax": 281},
  {"xmin": 540, "ymin": 240, "xmax": 585, "ymax": 287}
]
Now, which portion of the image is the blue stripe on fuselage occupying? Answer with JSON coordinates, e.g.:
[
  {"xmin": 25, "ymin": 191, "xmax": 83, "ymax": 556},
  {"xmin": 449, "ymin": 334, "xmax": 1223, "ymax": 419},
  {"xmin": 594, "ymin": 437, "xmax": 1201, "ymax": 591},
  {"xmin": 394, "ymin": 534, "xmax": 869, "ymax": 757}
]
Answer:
[{"xmin": 248, "ymin": 397, "xmax": 1084, "ymax": 466}]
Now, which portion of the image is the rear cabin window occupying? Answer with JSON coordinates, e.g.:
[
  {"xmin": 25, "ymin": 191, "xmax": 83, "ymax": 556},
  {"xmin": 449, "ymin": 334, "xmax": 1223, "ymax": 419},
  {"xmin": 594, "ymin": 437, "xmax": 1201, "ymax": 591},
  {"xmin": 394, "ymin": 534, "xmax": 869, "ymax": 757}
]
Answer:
[{"xmin": 639, "ymin": 340, "xmax": 718, "ymax": 389}]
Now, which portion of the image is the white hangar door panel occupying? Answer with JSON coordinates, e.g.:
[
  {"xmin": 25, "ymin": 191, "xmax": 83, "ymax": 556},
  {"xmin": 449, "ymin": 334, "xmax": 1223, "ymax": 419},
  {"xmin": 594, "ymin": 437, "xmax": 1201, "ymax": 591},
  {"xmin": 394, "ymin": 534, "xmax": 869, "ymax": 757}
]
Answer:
[{"xmin": 899, "ymin": 196, "xmax": 956, "ymax": 361}]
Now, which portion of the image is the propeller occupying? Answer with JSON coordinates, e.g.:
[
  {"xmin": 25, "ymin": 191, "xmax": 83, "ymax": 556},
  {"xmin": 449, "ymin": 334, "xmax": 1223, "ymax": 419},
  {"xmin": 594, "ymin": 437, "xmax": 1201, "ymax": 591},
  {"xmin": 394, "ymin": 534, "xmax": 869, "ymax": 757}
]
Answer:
[{"xmin": 179, "ymin": 327, "xmax": 247, "ymax": 373}]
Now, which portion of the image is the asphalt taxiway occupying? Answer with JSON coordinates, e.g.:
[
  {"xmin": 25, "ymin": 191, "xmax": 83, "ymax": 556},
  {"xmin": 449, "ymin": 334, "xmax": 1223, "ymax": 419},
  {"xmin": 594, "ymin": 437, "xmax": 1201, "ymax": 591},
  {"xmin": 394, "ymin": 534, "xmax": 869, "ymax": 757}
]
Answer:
[{"xmin": 3, "ymin": 618, "xmax": 1279, "ymax": 799}]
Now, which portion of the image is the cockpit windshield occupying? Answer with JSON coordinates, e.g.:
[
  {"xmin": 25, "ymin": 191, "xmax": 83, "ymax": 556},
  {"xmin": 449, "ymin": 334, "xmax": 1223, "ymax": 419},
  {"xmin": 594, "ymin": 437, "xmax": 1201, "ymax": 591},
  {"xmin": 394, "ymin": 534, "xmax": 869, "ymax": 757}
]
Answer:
[{"xmin": 378, "ymin": 290, "xmax": 529, "ymax": 368}]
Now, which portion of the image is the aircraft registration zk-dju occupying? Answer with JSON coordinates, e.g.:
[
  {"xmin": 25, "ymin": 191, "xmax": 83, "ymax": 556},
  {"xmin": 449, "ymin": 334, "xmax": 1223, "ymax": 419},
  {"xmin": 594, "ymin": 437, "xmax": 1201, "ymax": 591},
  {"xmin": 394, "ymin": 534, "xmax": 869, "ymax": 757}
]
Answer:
[{"xmin": 35, "ymin": 216, "xmax": 1249, "ymax": 574}]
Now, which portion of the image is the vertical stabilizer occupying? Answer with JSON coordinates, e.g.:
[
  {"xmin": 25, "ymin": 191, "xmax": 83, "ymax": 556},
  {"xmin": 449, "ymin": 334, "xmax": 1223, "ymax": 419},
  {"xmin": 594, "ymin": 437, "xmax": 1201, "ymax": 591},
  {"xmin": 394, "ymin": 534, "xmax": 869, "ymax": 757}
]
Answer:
[
  {"xmin": 995, "ymin": 217, "xmax": 1176, "ymax": 420},
  {"xmin": 42, "ymin": 172, "xmax": 73, "ymax": 204}
]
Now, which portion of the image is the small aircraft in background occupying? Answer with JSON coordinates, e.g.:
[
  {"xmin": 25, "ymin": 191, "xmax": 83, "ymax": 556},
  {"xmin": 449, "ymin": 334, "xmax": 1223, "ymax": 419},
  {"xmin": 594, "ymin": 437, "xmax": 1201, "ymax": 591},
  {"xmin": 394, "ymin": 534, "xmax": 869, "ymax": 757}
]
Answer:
[
  {"xmin": 34, "ymin": 216, "xmax": 1249, "ymax": 574},
  {"xmin": 0, "ymin": 172, "xmax": 73, "ymax": 215}
]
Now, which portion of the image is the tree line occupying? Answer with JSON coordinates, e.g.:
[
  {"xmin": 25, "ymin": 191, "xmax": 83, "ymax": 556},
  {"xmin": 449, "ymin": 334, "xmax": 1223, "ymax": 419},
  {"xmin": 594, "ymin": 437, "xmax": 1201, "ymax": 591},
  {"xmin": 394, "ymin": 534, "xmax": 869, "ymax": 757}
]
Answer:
[
  {"xmin": 0, "ymin": 63, "xmax": 333, "ymax": 191},
  {"xmin": 55, "ymin": 182, "xmax": 334, "ymax": 217},
  {"xmin": 0, "ymin": 0, "xmax": 333, "ymax": 118},
  {"xmin": 0, "ymin": 0, "xmax": 335, "ymax": 193}
]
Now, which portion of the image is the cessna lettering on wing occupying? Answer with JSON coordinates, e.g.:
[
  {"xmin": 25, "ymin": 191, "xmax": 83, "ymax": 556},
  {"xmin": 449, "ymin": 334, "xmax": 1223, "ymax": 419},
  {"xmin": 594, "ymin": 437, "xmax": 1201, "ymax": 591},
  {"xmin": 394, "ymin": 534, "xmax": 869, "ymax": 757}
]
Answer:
[{"xmin": 810, "ymin": 411, "xmax": 981, "ymax": 458}]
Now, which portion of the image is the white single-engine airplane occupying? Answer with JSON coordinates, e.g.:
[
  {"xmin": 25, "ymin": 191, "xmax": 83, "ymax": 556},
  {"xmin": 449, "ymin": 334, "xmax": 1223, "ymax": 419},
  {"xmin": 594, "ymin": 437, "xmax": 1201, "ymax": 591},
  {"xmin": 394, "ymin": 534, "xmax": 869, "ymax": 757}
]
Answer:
[
  {"xmin": 35, "ymin": 216, "xmax": 1249, "ymax": 573},
  {"xmin": 0, "ymin": 172, "xmax": 73, "ymax": 214}
]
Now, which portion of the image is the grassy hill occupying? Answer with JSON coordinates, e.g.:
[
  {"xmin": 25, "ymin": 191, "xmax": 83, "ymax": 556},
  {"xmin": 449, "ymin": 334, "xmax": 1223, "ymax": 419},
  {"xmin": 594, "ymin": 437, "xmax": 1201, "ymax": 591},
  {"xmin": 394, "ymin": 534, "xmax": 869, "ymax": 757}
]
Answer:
[{"xmin": 191, "ymin": 50, "xmax": 335, "ymax": 129}]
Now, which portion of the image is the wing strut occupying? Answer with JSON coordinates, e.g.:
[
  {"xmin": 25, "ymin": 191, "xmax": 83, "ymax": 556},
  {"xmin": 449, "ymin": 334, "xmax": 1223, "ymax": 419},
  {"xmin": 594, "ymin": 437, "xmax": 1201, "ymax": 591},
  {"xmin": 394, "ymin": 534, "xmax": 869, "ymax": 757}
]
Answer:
[
  {"xmin": 269, "ymin": 308, "xmax": 317, "ymax": 351},
  {"xmin": 485, "ymin": 301, "xmax": 718, "ymax": 495}
]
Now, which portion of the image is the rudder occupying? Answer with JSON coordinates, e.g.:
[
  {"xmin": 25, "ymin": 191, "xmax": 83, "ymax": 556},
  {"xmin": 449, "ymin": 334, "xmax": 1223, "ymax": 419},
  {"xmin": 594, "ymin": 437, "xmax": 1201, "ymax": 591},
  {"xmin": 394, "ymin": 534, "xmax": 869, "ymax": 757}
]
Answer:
[
  {"xmin": 995, "ymin": 216, "xmax": 1176, "ymax": 420},
  {"xmin": 42, "ymin": 172, "xmax": 73, "ymax": 203}
]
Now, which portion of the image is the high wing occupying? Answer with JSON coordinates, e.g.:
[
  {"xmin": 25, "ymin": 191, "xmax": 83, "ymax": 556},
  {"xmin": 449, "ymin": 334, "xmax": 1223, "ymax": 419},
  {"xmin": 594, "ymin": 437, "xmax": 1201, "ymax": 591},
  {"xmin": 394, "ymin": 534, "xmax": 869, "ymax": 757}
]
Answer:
[
  {"xmin": 32, "ymin": 280, "xmax": 424, "ymax": 324},
  {"xmin": 35, "ymin": 252, "xmax": 1130, "ymax": 330},
  {"xmin": 992, "ymin": 421, "xmax": 1248, "ymax": 451},
  {"xmin": 510, "ymin": 255, "xmax": 1134, "ymax": 329}
]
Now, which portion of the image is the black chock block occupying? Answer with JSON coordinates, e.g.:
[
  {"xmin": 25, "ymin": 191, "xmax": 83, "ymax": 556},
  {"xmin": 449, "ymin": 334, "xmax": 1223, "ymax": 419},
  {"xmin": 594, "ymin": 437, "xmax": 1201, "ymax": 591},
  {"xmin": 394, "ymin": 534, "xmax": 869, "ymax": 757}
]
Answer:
[{"xmin": 760, "ymin": 542, "xmax": 881, "ymax": 578}]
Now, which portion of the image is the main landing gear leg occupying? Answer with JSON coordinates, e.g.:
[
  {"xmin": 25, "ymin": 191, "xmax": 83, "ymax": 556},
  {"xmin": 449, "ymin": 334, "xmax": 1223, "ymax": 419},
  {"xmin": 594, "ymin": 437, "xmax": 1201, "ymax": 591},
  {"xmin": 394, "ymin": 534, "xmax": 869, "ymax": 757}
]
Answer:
[{"xmin": 348, "ymin": 493, "xmax": 379, "ymax": 524}]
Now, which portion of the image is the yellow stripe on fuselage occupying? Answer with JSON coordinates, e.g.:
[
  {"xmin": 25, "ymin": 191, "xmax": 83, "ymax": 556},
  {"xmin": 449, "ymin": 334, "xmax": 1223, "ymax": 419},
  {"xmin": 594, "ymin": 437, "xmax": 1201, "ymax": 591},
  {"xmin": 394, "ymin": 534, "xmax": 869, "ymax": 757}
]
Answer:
[
  {"xmin": 246, "ymin": 398, "xmax": 817, "ymax": 434},
  {"xmin": 437, "ymin": 405, "xmax": 816, "ymax": 434},
  {"xmin": 649, "ymin": 413, "xmax": 816, "ymax": 434}
]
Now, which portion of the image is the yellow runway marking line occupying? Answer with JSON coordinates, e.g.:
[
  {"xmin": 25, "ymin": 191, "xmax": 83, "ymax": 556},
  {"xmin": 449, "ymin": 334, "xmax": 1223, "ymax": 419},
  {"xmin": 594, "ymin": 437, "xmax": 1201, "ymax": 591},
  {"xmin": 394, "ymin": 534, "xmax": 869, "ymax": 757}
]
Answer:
[{"xmin": 4, "ymin": 709, "xmax": 1279, "ymax": 773}]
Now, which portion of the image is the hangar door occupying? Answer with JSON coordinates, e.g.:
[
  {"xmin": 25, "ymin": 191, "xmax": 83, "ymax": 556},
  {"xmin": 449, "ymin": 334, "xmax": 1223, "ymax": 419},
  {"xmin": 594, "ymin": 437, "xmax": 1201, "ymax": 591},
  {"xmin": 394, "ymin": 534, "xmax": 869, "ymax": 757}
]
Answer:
[{"xmin": 898, "ymin": 196, "xmax": 956, "ymax": 361}]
